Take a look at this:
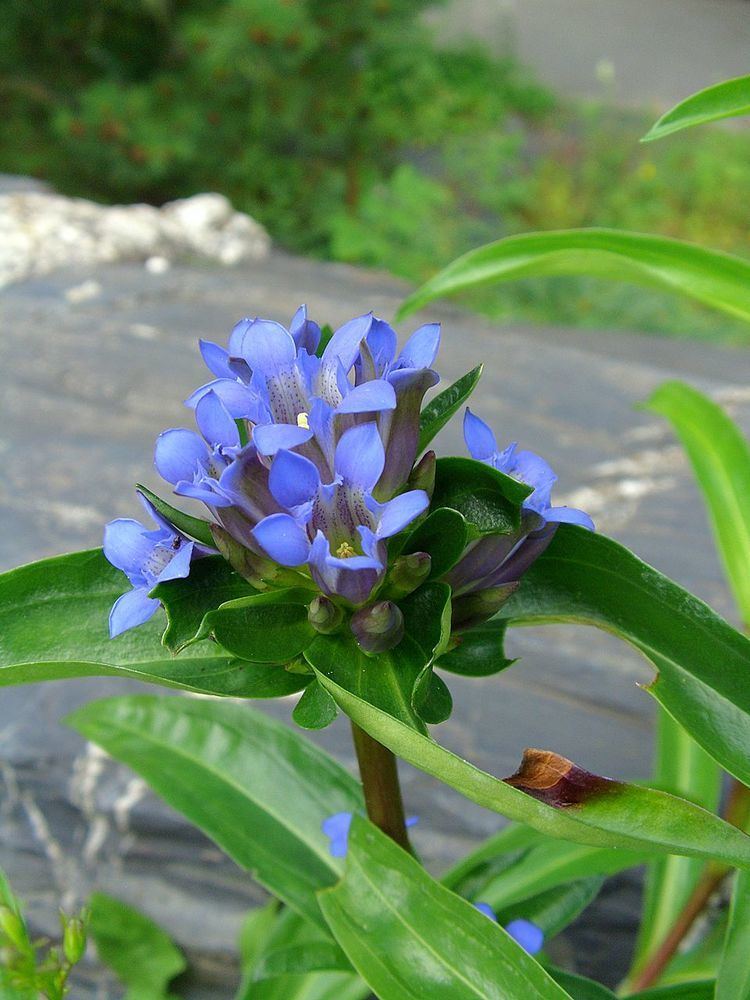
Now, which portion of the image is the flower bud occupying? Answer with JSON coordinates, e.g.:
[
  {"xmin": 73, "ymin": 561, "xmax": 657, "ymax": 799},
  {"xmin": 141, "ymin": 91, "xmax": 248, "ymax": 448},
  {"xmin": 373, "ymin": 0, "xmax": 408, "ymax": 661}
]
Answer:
[
  {"xmin": 386, "ymin": 552, "xmax": 432, "ymax": 599},
  {"xmin": 308, "ymin": 596, "xmax": 344, "ymax": 634},
  {"xmin": 62, "ymin": 915, "xmax": 87, "ymax": 965},
  {"xmin": 351, "ymin": 601, "xmax": 405, "ymax": 654},
  {"xmin": 451, "ymin": 582, "xmax": 519, "ymax": 631},
  {"xmin": 406, "ymin": 450, "xmax": 436, "ymax": 498},
  {"xmin": 0, "ymin": 906, "xmax": 27, "ymax": 951}
]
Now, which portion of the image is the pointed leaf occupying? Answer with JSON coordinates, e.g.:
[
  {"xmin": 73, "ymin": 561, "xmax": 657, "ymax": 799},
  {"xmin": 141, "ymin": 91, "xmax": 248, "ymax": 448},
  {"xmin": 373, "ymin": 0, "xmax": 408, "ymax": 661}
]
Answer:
[
  {"xmin": 396, "ymin": 229, "xmax": 750, "ymax": 327},
  {"xmin": 67, "ymin": 696, "xmax": 362, "ymax": 929},
  {"xmin": 642, "ymin": 74, "xmax": 750, "ymax": 142},
  {"xmin": 136, "ymin": 484, "xmax": 215, "ymax": 547},
  {"xmin": 436, "ymin": 621, "xmax": 514, "ymax": 676},
  {"xmin": 494, "ymin": 878, "xmax": 604, "ymax": 942},
  {"xmin": 293, "ymin": 682, "xmax": 339, "ymax": 730},
  {"xmin": 433, "ymin": 457, "xmax": 530, "ymax": 536},
  {"xmin": 418, "ymin": 364, "xmax": 483, "ymax": 453},
  {"xmin": 318, "ymin": 817, "xmax": 573, "ymax": 1000}
]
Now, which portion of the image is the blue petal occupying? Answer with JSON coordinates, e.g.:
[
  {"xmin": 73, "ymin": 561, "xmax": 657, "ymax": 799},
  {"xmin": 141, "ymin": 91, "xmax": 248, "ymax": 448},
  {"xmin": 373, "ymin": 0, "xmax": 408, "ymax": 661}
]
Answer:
[
  {"xmin": 335, "ymin": 423, "xmax": 384, "ymax": 491},
  {"xmin": 195, "ymin": 390, "xmax": 240, "ymax": 448},
  {"xmin": 154, "ymin": 429, "xmax": 208, "ymax": 484},
  {"xmin": 322, "ymin": 811, "xmax": 353, "ymax": 858},
  {"xmin": 505, "ymin": 919, "xmax": 544, "ymax": 955},
  {"xmin": 185, "ymin": 379, "xmax": 258, "ymax": 418},
  {"xmin": 253, "ymin": 423, "xmax": 313, "ymax": 456},
  {"xmin": 175, "ymin": 481, "xmax": 233, "ymax": 507},
  {"xmin": 374, "ymin": 490, "xmax": 428, "ymax": 538},
  {"xmin": 252, "ymin": 513, "xmax": 311, "ymax": 566},
  {"xmin": 336, "ymin": 379, "xmax": 396, "ymax": 414},
  {"xmin": 199, "ymin": 340, "xmax": 234, "ymax": 379},
  {"xmin": 269, "ymin": 449, "xmax": 321, "ymax": 509},
  {"xmin": 365, "ymin": 318, "xmax": 398, "ymax": 376},
  {"xmin": 474, "ymin": 902, "xmax": 497, "ymax": 921},
  {"xmin": 290, "ymin": 304, "xmax": 321, "ymax": 355},
  {"xmin": 109, "ymin": 587, "xmax": 160, "ymax": 638},
  {"xmin": 397, "ymin": 322, "xmax": 441, "ymax": 370},
  {"xmin": 545, "ymin": 506, "xmax": 595, "ymax": 530},
  {"xmin": 155, "ymin": 540, "xmax": 194, "ymax": 583},
  {"xmin": 464, "ymin": 409, "xmax": 498, "ymax": 461},
  {"xmin": 322, "ymin": 313, "xmax": 373, "ymax": 374},
  {"xmin": 309, "ymin": 531, "xmax": 382, "ymax": 604},
  {"xmin": 136, "ymin": 492, "xmax": 179, "ymax": 536},
  {"xmin": 228, "ymin": 317, "xmax": 255, "ymax": 355},
  {"xmin": 513, "ymin": 448, "xmax": 557, "ymax": 497},
  {"xmin": 103, "ymin": 519, "xmax": 153, "ymax": 578},
  {"xmin": 235, "ymin": 319, "xmax": 297, "ymax": 375}
]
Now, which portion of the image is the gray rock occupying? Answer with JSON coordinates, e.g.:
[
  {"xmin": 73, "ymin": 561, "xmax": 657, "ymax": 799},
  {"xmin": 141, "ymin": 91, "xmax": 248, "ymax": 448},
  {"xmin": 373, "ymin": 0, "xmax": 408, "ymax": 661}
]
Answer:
[{"xmin": 2, "ymin": 248, "xmax": 750, "ymax": 996}]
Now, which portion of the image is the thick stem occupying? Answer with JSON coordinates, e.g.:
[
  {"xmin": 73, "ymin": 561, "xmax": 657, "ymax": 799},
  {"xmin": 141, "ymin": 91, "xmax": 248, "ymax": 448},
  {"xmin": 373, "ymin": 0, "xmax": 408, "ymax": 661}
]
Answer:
[{"xmin": 351, "ymin": 721, "xmax": 412, "ymax": 852}]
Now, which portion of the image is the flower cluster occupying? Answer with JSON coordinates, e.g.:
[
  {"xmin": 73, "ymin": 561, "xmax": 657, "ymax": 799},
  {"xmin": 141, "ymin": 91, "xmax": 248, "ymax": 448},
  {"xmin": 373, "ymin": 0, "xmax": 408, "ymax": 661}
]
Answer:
[{"xmin": 103, "ymin": 305, "xmax": 592, "ymax": 648}]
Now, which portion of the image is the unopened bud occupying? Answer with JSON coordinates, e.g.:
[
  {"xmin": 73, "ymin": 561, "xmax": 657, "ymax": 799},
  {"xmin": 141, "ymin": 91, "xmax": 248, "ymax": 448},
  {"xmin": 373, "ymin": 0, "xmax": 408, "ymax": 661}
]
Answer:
[
  {"xmin": 308, "ymin": 596, "xmax": 344, "ymax": 634},
  {"xmin": 451, "ymin": 582, "xmax": 519, "ymax": 631},
  {"xmin": 351, "ymin": 601, "xmax": 404, "ymax": 654},
  {"xmin": 407, "ymin": 450, "xmax": 436, "ymax": 498},
  {"xmin": 386, "ymin": 552, "xmax": 432, "ymax": 599},
  {"xmin": 0, "ymin": 907, "xmax": 27, "ymax": 951},
  {"xmin": 211, "ymin": 524, "xmax": 271, "ymax": 588},
  {"xmin": 62, "ymin": 915, "xmax": 87, "ymax": 965}
]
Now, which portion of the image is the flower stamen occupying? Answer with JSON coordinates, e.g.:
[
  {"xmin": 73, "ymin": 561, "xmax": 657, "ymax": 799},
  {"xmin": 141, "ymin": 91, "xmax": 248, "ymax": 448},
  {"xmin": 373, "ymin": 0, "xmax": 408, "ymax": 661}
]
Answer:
[
  {"xmin": 297, "ymin": 411, "xmax": 310, "ymax": 429},
  {"xmin": 336, "ymin": 541, "xmax": 357, "ymax": 559}
]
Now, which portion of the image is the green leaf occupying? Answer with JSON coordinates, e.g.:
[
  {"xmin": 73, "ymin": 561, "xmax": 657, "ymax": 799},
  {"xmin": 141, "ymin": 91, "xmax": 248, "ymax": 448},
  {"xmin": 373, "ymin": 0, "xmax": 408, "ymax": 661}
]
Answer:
[
  {"xmin": 318, "ymin": 817, "xmax": 573, "ymax": 1000},
  {"xmin": 494, "ymin": 877, "xmax": 604, "ymax": 942},
  {"xmin": 716, "ymin": 870, "xmax": 750, "ymax": 1000},
  {"xmin": 237, "ymin": 900, "xmax": 280, "ymax": 988},
  {"xmin": 412, "ymin": 668, "xmax": 453, "ymax": 724},
  {"xmin": 433, "ymin": 457, "xmax": 530, "ymax": 536},
  {"xmin": 136, "ymin": 484, "xmax": 215, "ymax": 547},
  {"xmin": 630, "ymin": 984, "xmax": 715, "ymax": 1000},
  {"xmin": 317, "ymin": 671, "xmax": 750, "ymax": 868},
  {"xmin": 293, "ymin": 682, "xmax": 339, "ymax": 730},
  {"xmin": 418, "ymin": 364, "xmax": 483, "ymax": 453},
  {"xmin": 642, "ymin": 74, "xmax": 750, "ymax": 141},
  {"xmin": 152, "ymin": 555, "xmax": 258, "ymax": 652},
  {"xmin": 200, "ymin": 588, "xmax": 316, "ymax": 662},
  {"xmin": 436, "ymin": 621, "xmax": 514, "ymax": 676},
  {"xmin": 88, "ymin": 892, "xmax": 186, "ymax": 1000},
  {"xmin": 67, "ymin": 696, "xmax": 362, "ymax": 929},
  {"xmin": 0, "ymin": 549, "xmax": 305, "ymax": 698},
  {"xmin": 645, "ymin": 380, "xmax": 750, "ymax": 624},
  {"xmin": 441, "ymin": 822, "xmax": 546, "ymax": 892},
  {"xmin": 400, "ymin": 507, "xmax": 469, "ymax": 579},
  {"xmin": 396, "ymin": 229, "xmax": 750, "ymax": 327},
  {"xmin": 256, "ymin": 941, "xmax": 351, "ymax": 978},
  {"xmin": 548, "ymin": 969, "xmax": 616, "ymax": 1000},
  {"xmin": 497, "ymin": 525, "xmax": 750, "ymax": 789},
  {"xmin": 629, "ymin": 712, "xmax": 722, "ymax": 984}
]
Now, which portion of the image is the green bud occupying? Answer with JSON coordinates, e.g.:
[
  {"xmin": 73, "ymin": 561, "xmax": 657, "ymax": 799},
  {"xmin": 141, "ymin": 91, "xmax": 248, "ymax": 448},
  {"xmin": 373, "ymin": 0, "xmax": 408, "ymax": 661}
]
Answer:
[
  {"xmin": 451, "ymin": 582, "xmax": 519, "ymax": 631},
  {"xmin": 0, "ymin": 906, "xmax": 27, "ymax": 951},
  {"xmin": 62, "ymin": 916, "xmax": 87, "ymax": 965},
  {"xmin": 386, "ymin": 551, "xmax": 432, "ymax": 599},
  {"xmin": 407, "ymin": 450, "xmax": 436, "ymax": 498},
  {"xmin": 308, "ymin": 596, "xmax": 344, "ymax": 634},
  {"xmin": 351, "ymin": 600, "xmax": 404, "ymax": 654}
]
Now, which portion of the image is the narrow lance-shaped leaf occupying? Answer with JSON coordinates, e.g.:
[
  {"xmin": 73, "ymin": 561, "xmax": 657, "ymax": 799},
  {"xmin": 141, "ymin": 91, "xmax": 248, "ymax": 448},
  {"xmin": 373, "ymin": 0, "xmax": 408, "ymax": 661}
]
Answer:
[
  {"xmin": 0, "ymin": 549, "xmax": 305, "ymax": 698},
  {"xmin": 136, "ymin": 483, "xmax": 215, "ymax": 547},
  {"xmin": 642, "ymin": 74, "xmax": 750, "ymax": 142},
  {"xmin": 318, "ymin": 817, "xmax": 573, "ymax": 1000},
  {"xmin": 396, "ymin": 229, "xmax": 750, "ymax": 327},
  {"xmin": 67, "ymin": 696, "xmax": 363, "ymax": 930},
  {"xmin": 497, "ymin": 525, "xmax": 750, "ymax": 789},
  {"xmin": 316, "ymin": 671, "xmax": 750, "ymax": 868},
  {"xmin": 417, "ymin": 364, "xmax": 483, "ymax": 453}
]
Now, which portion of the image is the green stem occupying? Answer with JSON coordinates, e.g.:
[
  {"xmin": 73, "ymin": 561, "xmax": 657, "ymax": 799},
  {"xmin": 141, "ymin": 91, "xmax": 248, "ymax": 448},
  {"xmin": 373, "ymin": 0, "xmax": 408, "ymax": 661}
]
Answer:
[{"xmin": 351, "ymin": 721, "xmax": 412, "ymax": 852}]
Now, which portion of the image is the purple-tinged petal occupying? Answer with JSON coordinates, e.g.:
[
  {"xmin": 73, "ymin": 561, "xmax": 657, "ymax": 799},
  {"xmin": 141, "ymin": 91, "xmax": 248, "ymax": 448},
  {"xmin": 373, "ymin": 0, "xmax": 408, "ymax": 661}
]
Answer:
[
  {"xmin": 488, "ymin": 523, "xmax": 558, "ymax": 588},
  {"xmin": 199, "ymin": 340, "xmax": 234, "ymax": 380},
  {"xmin": 336, "ymin": 379, "xmax": 396, "ymax": 414},
  {"xmin": 253, "ymin": 422, "xmax": 314, "ymax": 456},
  {"xmin": 218, "ymin": 447, "xmax": 281, "ymax": 523},
  {"xmin": 364, "ymin": 318, "xmax": 398, "ymax": 376},
  {"xmin": 505, "ymin": 919, "xmax": 544, "ymax": 955},
  {"xmin": 154, "ymin": 539, "xmax": 194, "ymax": 583},
  {"xmin": 511, "ymin": 449, "xmax": 557, "ymax": 511},
  {"xmin": 235, "ymin": 319, "xmax": 297, "ymax": 375},
  {"xmin": 396, "ymin": 322, "xmax": 441, "ymax": 371},
  {"xmin": 545, "ymin": 506, "xmax": 595, "ymax": 530},
  {"xmin": 289, "ymin": 304, "xmax": 321, "ymax": 355},
  {"xmin": 252, "ymin": 513, "xmax": 311, "ymax": 566},
  {"xmin": 335, "ymin": 423, "xmax": 384, "ymax": 491},
  {"xmin": 103, "ymin": 519, "xmax": 153, "ymax": 578},
  {"xmin": 174, "ymin": 481, "xmax": 234, "ymax": 507},
  {"xmin": 322, "ymin": 812, "xmax": 353, "ymax": 858},
  {"xmin": 376, "ymin": 367, "xmax": 439, "ymax": 499},
  {"xmin": 374, "ymin": 489, "xmax": 428, "ymax": 538},
  {"xmin": 463, "ymin": 408, "xmax": 498, "ymax": 461},
  {"xmin": 474, "ymin": 902, "xmax": 497, "ymax": 921},
  {"xmin": 195, "ymin": 390, "xmax": 241, "ymax": 449},
  {"xmin": 185, "ymin": 379, "xmax": 258, "ymax": 419},
  {"xmin": 309, "ymin": 532, "xmax": 382, "ymax": 604},
  {"xmin": 154, "ymin": 429, "xmax": 208, "ymax": 485},
  {"xmin": 109, "ymin": 587, "xmax": 160, "ymax": 638},
  {"xmin": 322, "ymin": 313, "xmax": 373, "ymax": 374},
  {"xmin": 269, "ymin": 449, "xmax": 321, "ymax": 509}
]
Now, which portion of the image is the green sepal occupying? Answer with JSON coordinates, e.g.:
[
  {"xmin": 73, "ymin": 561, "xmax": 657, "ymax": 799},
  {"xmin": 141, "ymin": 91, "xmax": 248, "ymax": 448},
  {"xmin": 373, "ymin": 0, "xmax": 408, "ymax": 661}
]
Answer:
[{"xmin": 417, "ymin": 364, "xmax": 483, "ymax": 454}]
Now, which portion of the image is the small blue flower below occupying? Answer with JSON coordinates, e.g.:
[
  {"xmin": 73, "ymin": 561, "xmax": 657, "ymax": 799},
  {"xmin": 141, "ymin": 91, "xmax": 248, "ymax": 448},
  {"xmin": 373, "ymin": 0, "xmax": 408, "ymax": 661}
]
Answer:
[{"xmin": 322, "ymin": 811, "xmax": 418, "ymax": 858}]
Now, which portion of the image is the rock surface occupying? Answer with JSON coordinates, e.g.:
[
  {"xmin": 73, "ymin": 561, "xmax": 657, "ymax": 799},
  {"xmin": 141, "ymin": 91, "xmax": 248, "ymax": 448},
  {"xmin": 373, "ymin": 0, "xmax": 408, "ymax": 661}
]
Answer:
[
  {"xmin": 0, "ymin": 188, "xmax": 270, "ymax": 289},
  {"xmin": 2, "ymin": 240, "xmax": 750, "ymax": 996}
]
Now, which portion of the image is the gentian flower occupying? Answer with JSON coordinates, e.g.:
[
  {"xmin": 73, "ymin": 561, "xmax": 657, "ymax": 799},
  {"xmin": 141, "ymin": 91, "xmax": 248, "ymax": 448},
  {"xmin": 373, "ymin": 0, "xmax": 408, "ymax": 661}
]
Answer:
[
  {"xmin": 322, "ymin": 811, "xmax": 418, "ymax": 858},
  {"xmin": 473, "ymin": 906, "xmax": 544, "ymax": 955},
  {"xmin": 103, "ymin": 495, "xmax": 204, "ymax": 638},
  {"xmin": 251, "ymin": 422, "xmax": 429, "ymax": 605}
]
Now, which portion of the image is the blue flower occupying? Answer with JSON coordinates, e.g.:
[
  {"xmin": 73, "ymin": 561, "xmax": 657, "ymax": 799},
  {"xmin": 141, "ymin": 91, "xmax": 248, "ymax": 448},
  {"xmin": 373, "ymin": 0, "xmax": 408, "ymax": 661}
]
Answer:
[
  {"xmin": 251, "ymin": 422, "xmax": 429, "ymax": 604},
  {"xmin": 103, "ymin": 495, "xmax": 202, "ymax": 638},
  {"xmin": 473, "ymin": 902, "xmax": 498, "ymax": 920},
  {"xmin": 473, "ymin": 906, "xmax": 544, "ymax": 955},
  {"xmin": 322, "ymin": 811, "xmax": 418, "ymax": 857},
  {"xmin": 463, "ymin": 409, "xmax": 594, "ymax": 530}
]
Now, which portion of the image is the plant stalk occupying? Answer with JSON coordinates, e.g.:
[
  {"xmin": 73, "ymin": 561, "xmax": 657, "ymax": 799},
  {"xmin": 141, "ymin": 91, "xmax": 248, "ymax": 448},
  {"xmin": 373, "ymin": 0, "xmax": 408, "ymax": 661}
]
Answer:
[{"xmin": 351, "ymin": 721, "xmax": 412, "ymax": 852}]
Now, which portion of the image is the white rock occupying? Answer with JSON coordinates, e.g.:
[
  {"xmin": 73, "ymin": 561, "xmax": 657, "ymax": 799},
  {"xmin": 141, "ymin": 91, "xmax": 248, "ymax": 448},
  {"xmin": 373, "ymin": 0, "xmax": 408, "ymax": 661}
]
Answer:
[{"xmin": 0, "ymin": 189, "xmax": 270, "ymax": 290}]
